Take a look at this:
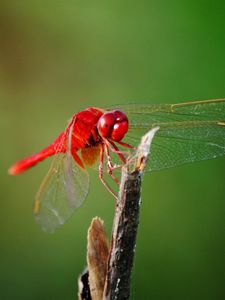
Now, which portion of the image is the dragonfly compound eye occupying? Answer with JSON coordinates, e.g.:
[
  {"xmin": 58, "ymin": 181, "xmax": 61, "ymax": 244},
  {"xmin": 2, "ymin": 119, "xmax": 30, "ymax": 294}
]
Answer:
[{"xmin": 98, "ymin": 110, "xmax": 129, "ymax": 142}]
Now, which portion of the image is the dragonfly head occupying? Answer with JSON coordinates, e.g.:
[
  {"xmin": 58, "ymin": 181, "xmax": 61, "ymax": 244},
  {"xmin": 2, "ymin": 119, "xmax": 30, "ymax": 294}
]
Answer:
[{"xmin": 98, "ymin": 110, "xmax": 129, "ymax": 142}]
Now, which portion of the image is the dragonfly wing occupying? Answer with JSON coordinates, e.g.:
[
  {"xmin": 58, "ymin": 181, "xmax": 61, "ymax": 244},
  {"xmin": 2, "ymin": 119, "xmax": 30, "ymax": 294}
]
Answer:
[
  {"xmin": 125, "ymin": 123, "xmax": 225, "ymax": 171},
  {"xmin": 65, "ymin": 118, "xmax": 90, "ymax": 208},
  {"xmin": 119, "ymin": 99, "xmax": 225, "ymax": 171},
  {"xmin": 116, "ymin": 99, "xmax": 225, "ymax": 125},
  {"xmin": 34, "ymin": 118, "xmax": 89, "ymax": 232}
]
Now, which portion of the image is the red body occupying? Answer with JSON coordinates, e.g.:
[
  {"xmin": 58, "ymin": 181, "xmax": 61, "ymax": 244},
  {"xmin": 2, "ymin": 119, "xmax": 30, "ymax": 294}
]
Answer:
[{"xmin": 9, "ymin": 107, "xmax": 129, "ymax": 175}]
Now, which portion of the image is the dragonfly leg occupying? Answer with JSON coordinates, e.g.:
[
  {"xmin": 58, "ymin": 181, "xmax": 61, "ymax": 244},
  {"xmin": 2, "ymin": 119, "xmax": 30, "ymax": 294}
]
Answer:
[
  {"xmin": 107, "ymin": 140, "xmax": 134, "ymax": 172},
  {"xmin": 104, "ymin": 144, "xmax": 121, "ymax": 186},
  {"xmin": 116, "ymin": 140, "xmax": 136, "ymax": 150},
  {"xmin": 99, "ymin": 144, "xmax": 118, "ymax": 199},
  {"xmin": 108, "ymin": 140, "xmax": 138, "ymax": 173},
  {"xmin": 105, "ymin": 140, "xmax": 128, "ymax": 163}
]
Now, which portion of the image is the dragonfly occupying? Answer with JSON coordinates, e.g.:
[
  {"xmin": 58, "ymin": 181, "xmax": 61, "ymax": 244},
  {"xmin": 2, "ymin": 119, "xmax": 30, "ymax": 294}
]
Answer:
[{"xmin": 9, "ymin": 98, "xmax": 225, "ymax": 232}]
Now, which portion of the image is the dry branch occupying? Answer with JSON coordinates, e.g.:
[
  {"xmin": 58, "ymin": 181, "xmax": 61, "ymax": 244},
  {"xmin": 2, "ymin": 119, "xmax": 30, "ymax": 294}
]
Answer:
[{"xmin": 103, "ymin": 127, "xmax": 159, "ymax": 300}]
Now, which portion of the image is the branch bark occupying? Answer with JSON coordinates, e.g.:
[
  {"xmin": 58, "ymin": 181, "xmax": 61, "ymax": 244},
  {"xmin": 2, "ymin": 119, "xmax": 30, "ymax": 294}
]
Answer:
[
  {"xmin": 103, "ymin": 127, "xmax": 159, "ymax": 300},
  {"xmin": 103, "ymin": 168, "xmax": 141, "ymax": 300}
]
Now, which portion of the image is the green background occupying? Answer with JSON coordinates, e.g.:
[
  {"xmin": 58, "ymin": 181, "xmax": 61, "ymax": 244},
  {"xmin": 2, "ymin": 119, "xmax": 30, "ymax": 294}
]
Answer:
[{"xmin": 1, "ymin": 1, "xmax": 225, "ymax": 299}]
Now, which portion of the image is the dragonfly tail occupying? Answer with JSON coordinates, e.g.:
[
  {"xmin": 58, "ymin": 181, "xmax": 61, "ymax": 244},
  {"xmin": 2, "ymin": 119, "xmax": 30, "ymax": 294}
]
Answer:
[{"xmin": 8, "ymin": 147, "xmax": 56, "ymax": 175}]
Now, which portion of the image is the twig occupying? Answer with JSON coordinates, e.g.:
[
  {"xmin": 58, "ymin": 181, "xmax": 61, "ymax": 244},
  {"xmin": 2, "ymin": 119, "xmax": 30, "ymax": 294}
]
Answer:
[
  {"xmin": 103, "ymin": 167, "xmax": 141, "ymax": 300},
  {"xmin": 103, "ymin": 127, "xmax": 159, "ymax": 300}
]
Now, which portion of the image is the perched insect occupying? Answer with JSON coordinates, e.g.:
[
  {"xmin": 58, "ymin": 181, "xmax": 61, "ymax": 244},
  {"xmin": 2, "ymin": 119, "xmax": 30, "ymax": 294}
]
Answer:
[{"xmin": 9, "ymin": 99, "xmax": 225, "ymax": 232}]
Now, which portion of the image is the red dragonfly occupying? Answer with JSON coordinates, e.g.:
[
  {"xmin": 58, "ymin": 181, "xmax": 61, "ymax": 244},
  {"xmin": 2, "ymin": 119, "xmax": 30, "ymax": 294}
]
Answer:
[{"xmin": 9, "ymin": 99, "xmax": 225, "ymax": 232}]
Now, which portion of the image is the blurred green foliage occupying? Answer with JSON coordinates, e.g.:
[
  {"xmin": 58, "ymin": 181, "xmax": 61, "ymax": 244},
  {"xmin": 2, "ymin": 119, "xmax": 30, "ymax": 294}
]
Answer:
[{"xmin": 1, "ymin": 1, "xmax": 225, "ymax": 299}]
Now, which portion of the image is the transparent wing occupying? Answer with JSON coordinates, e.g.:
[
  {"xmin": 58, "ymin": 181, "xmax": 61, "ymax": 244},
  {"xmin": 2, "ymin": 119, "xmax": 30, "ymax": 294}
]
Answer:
[
  {"xmin": 34, "ymin": 118, "xmax": 89, "ymax": 232},
  {"xmin": 115, "ymin": 99, "xmax": 225, "ymax": 171}
]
